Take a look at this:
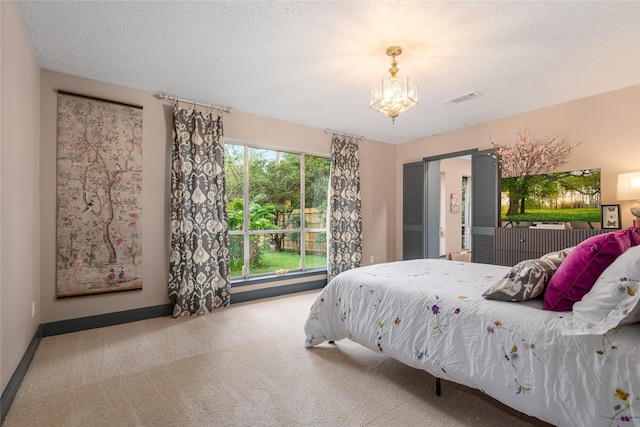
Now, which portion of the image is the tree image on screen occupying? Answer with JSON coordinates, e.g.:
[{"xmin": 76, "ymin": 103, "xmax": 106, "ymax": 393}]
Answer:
[{"xmin": 491, "ymin": 131, "xmax": 601, "ymax": 223}]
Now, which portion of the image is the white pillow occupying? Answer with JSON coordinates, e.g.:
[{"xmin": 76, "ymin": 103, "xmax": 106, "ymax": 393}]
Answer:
[{"xmin": 562, "ymin": 245, "xmax": 640, "ymax": 335}]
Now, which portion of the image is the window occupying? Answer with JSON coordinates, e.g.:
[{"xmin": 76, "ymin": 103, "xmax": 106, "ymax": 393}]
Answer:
[
  {"xmin": 461, "ymin": 175, "xmax": 471, "ymax": 250},
  {"xmin": 225, "ymin": 143, "xmax": 330, "ymax": 279}
]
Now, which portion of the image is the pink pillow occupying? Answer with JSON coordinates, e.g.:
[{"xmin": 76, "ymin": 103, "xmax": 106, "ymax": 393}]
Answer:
[
  {"xmin": 543, "ymin": 227, "xmax": 639, "ymax": 311},
  {"xmin": 630, "ymin": 226, "xmax": 640, "ymax": 246}
]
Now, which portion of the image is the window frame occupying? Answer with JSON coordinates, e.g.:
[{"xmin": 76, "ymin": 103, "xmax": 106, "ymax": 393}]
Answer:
[{"xmin": 224, "ymin": 139, "xmax": 329, "ymax": 282}]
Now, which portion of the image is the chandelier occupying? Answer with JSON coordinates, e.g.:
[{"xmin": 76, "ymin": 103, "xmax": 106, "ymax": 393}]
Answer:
[{"xmin": 370, "ymin": 46, "xmax": 418, "ymax": 124}]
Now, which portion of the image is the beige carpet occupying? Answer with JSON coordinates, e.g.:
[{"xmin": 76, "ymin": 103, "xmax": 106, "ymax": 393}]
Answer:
[{"xmin": 4, "ymin": 290, "xmax": 551, "ymax": 427}]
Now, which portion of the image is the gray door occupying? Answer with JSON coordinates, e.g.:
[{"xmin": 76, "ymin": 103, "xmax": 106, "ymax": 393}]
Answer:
[
  {"xmin": 403, "ymin": 162, "xmax": 425, "ymax": 260},
  {"xmin": 471, "ymin": 149, "xmax": 499, "ymax": 264}
]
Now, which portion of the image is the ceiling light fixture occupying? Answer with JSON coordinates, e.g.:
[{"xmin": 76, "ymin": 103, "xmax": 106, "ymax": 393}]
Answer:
[{"xmin": 370, "ymin": 46, "xmax": 418, "ymax": 124}]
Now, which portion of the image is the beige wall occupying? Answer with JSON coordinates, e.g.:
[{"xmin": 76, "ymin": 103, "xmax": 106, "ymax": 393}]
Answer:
[
  {"xmin": 360, "ymin": 140, "xmax": 397, "ymax": 265},
  {"xmin": 1, "ymin": 0, "xmax": 41, "ymax": 391},
  {"xmin": 396, "ymin": 85, "xmax": 640, "ymax": 260},
  {"xmin": 39, "ymin": 71, "xmax": 396, "ymax": 323}
]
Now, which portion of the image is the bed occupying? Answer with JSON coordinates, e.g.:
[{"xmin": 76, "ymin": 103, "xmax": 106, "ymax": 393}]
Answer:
[{"xmin": 304, "ymin": 240, "xmax": 640, "ymax": 426}]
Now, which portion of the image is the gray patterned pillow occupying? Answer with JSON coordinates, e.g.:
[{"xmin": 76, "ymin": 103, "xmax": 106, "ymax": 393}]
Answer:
[
  {"xmin": 541, "ymin": 246, "xmax": 575, "ymax": 261},
  {"xmin": 483, "ymin": 247, "xmax": 574, "ymax": 302}
]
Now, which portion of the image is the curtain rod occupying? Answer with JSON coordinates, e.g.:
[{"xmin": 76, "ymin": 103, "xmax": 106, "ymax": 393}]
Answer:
[
  {"xmin": 154, "ymin": 93, "xmax": 232, "ymax": 113},
  {"xmin": 324, "ymin": 129, "xmax": 365, "ymax": 141}
]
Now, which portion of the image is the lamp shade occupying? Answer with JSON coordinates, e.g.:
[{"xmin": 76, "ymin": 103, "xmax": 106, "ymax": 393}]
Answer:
[{"xmin": 617, "ymin": 172, "xmax": 640, "ymax": 201}]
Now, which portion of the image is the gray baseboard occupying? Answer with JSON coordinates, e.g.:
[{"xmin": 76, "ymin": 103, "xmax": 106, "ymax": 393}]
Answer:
[
  {"xmin": 231, "ymin": 279, "xmax": 326, "ymax": 304},
  {"xmin": 42, "ymin": 304, "xmax": 174, "ymax": 337},
  {"xmin": 1, "ymin": 325, "xmax": 42, "ymax": 424},
  {"xmin": 41, "ymin": 277, "xmax": 327, "ymax": 336}
]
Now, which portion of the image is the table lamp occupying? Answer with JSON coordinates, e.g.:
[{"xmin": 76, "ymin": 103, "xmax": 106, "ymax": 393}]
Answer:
[{"xmin": 617, "ymin": 172, "xmax": 640, "ymax": 227}]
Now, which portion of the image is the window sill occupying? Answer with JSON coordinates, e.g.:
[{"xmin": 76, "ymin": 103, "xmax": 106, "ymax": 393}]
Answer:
[{"xmin": 231, "ymin": 268, "xmax": 327, "ymax": 288}]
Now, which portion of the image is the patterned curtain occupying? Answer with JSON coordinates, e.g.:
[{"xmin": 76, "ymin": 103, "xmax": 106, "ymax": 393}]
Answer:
[
  {"xmin": 327, "ymin": 135, "xmax": 363, "ymax": 281},
  {"xmin": 168, "ymin": 104, "xmax": 230, "ymax": 316}
]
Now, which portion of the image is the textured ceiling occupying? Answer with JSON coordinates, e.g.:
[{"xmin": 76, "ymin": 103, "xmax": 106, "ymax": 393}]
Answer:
[{"xmin": 15, "ymin": 1, "xmax": 640, "ymax": 145}]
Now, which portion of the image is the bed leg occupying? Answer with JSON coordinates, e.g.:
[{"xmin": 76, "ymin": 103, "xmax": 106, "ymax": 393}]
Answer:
[{"xmin": 435, "ymin": 378, "xmax": 441, "ymax": 396}]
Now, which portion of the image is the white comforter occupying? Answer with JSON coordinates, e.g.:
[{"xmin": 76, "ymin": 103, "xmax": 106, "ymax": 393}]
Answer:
[{"xmin": 304, "ymin": 259, "xmax": 640, "ymax": 427}]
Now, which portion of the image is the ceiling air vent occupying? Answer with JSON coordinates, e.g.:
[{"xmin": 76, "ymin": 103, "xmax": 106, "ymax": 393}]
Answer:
[{"xmin": 446, "ymin": 91, "xmax": 483, "ymax": 104}]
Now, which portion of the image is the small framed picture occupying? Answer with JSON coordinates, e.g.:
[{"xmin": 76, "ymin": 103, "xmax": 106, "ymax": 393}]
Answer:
[
  {"xmin": 450, "ymin": 193, "xmax": 460, "ymax": 213},
  {"xmin": 601, "ymin": 204, "xmax": 621, "ymax": 230}
]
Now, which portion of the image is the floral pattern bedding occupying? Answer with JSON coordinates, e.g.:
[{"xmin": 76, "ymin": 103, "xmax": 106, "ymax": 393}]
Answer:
[{"xmin": 304, "ymin": 259, "xmax": 640, "ymax": 427}]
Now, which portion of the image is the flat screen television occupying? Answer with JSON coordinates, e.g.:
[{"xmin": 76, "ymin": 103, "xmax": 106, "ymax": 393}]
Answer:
[{"xmin": 500, "ymin": 168, "xmax": 601, "ymax": 225}]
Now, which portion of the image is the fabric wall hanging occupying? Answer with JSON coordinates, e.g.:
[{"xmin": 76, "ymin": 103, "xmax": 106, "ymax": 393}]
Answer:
[{"xmin": 55, "ymin": 92, "xmax": 143, "ymax": 297}]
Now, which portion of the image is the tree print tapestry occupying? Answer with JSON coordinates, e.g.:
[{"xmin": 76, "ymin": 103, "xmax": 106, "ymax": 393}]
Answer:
[
  {"xmin": 56, "ymin": 92, "xmax": 143, "ymax": 297},
  {"xmin": 168, "ymin": 104, "xmax": 230, "ymax": 316}
]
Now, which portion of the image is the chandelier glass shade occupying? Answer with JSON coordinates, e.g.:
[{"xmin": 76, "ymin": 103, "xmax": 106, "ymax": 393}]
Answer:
[{"xmin": 370, "ymin": 46, "xmax": 418, "ymax": 124}]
